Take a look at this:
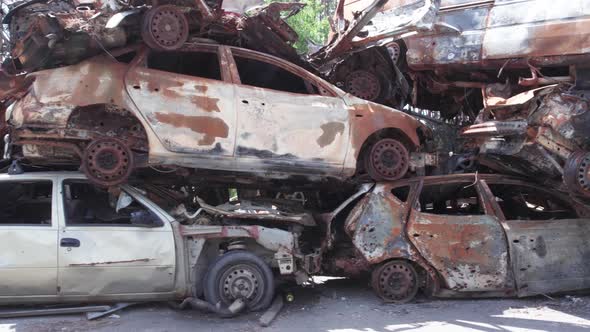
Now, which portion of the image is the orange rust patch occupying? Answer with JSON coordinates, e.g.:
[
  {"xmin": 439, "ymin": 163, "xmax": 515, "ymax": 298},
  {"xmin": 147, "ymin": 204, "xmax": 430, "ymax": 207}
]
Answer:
[
  {"xmin": 155, "ymin": 112, "xmax": 228, "ymax": 145},
  {"xmin": 162, "ymin": 87, "xmax": 182, "ymax": 99},
  {"xmin": 317, "ymin": 122, "xmax": 345, "ymax": 147},
  {"xmin": 191, "ymin": 95, "xmax": 220, "ymax": 112},
  {"xmin": 194, "ymin": 85, "xmax": 208, "ymax": 93}
]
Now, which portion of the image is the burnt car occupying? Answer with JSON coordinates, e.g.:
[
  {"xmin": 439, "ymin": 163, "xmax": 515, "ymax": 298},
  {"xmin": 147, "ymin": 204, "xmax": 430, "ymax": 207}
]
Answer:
[
  {"xmin": 4, "ymin": 43, "xmax": 432, "ymax": 187},
  {"xmin": 314, "ymin": 0, "xmax": 590, "ymax": 119},
  {"xmin": 311, "ymin": 0, "xmax": 590, "ymax": 196},
  {"xmin": 341, "ymin": 174, "xmax": 590, "ymax": 302},
  {"xmin": 0, "ymin": 0, "xmax": 306, "ymax": 73},
  {"xmin": 461, "ymin": 84, "xmax": 590, "ymax": 198}
]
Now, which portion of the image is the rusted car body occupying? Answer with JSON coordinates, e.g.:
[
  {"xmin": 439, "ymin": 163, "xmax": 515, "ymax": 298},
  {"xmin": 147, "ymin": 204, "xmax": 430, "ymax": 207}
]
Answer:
[
  {"xmin": 461, "ymin": 84, "xmax": 590, "ymax": 197},
  {"xmin": 314, "ymin": 0, "xmax": 590, "ymax": 118},
  {"xmin": 0, "ymin": 0, "xmax": 303, "ymax": 73},
  {"xmin": 4, "ymin": 43, "xmax": 432, "ymax": 186},
  {"xmin": 338, "ymin": 174, "xmax": 590, "ymax": 302},
  {"xmin": 0, "ymin": 171, "xmax": 305, "ymax": 313},
  {"xmin": 311, "ymin": 0, "xmax": 590, "ymax": 197}
]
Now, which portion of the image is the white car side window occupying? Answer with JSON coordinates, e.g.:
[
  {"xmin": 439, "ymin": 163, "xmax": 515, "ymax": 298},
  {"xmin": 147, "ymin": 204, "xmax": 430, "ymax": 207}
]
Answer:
[
  {"xmin": 0, "ymin": 180, "xmax": 52, "ymax": 226},
  {"xmin": 62, "ymin": 180, "xmax": 163, "ymax": 228}
]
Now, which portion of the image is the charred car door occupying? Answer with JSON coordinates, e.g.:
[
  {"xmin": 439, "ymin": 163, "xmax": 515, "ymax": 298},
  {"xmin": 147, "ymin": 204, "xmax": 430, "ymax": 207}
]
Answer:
[
  {"xmin": 406, "ymin": 176, "xmax": 513, "ymax": 292},
  {"xmin": 485, "ymin": 181, "xmax": 590, "ymax": 297},
  {"xmin": 57, "ymin": 178, "xmax": 176, "ymax": 297},
  {"xmin": 0, "ymin": 177, "xmax": 58, "ymax": 299},
  {"xmin": 125, "ymin": 46, "xmax": 236, "ymax": 156},
  {"xmin": 227, "ymin": 47, "xmax": 351, "ymax": 174}
]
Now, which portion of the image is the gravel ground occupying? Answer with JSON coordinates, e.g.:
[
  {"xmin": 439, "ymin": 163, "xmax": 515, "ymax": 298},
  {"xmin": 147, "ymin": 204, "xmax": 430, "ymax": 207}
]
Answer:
[{"xmin": 2, "ymin": 277, "xmax": 590, "ymax": 332}]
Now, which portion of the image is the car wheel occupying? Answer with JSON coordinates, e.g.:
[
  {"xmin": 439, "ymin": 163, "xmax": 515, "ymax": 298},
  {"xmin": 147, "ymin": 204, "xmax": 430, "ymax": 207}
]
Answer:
[
  {"xmin": 82, "ymin": 137, "xmax": 134, "ymax": 187},
  {"xmin": 141, "ymin": 5, "xmax": 189, "ymax": 51},
  {"xmin": 371, "ymin": 260, "xmax": 419, "ymax": 303},
  {"xmin": 204, "ymin": 250, "xmax": 275, "ymax": 312},
  {"xmin": 365, "ymin": 138, "xmax": 410, "ymax": 181}
]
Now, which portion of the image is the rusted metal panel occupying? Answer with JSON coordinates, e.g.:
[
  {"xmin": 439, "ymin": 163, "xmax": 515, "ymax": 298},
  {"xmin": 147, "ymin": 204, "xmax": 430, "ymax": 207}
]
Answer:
[
  {"xmin": 462, "ymin": 85, "xmax": 590, "ymax": 194},
  {"xmin": 233, "ymin": 84, "xmax": 350, "ymax": 166},
  {"xmin": 407, "ymin": 210, "xmax": 512, "ymax": 292},
  {"xmin": 194, "ymin": 196, "xmax": 317, "ymax": 226},
  {"xmin": 344, "ymin": 188, "xmax": 412, "ymax": 264},
  {"xmin": 503, "ymin": 218, "xmax": 590, "ymax": 297},
  {"xmin": 344, "ymin": 98, "xmax": 427, "ymax": 174},
  {"xmin": 125, "ymin": 56, "xmax": 237, "ymax": 155},
  {"xmin": 180, "ymin": 225, "xmax": 296, "ymax": 255},
  {"xmin": 482, "ymin": 0, "xmax": 590, "ymax": 60},
  {"xmin": 405, "ymin": 3, "xmax": 490, "ymax": 68}
]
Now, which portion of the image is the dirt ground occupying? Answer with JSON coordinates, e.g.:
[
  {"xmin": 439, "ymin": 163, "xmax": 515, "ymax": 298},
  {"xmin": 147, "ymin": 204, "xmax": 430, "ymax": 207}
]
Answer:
[{"xmin": 2, "ymin": 277, "xmax": 590, "ymax": 332}]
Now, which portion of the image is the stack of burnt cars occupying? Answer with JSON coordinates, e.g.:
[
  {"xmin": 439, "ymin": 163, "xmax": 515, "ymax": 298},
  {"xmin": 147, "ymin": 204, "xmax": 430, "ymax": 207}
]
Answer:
[
  {"xmin": 313, "ymin": 0, "xmax": 590, "ymax": 199},
  {"xmin": 1, "ymin": 0, "xmax": 590, "ymax": 315}
]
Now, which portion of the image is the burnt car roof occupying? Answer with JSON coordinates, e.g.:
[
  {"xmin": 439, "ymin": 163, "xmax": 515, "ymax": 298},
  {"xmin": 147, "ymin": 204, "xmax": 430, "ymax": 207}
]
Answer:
[{"xmin": 385, "ymin": 173, "xmax": 559, "ymax": 188}]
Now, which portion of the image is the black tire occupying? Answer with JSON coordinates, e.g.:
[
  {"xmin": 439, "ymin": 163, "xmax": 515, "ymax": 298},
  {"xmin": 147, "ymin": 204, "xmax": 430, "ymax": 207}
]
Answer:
[{"xmin": 203, "ymin": 250, "xmax": 275, "ymax": 312}]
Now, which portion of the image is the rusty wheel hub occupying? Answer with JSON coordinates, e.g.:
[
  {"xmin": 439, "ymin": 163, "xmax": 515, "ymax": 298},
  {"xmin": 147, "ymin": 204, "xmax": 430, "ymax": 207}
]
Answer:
[
  {"xmin": 83, "ymin": 138, "xmax": 134, "ymax": 187},
  {"xmin": 386, "ymin": 42, "xmax": 402, "ymax": 64},
  {"xmin": 367, "ymin": 138, "xmax": 409, "ymax": 181},
  {"xmin": 219, "ymin": 264, "xmax": 263, "ymax": 306},
  {"xmin": 372, "ymin": 261, "xmax": 418, "ymax": 303},
  {"xmin": 564, "ymin": 151, "xmax": 590, "ymax": 197},
  {"xmin": 142, "ymin": 5, "xmax": 189, "ymax": 50},
  {"xmin": 345, "ymin": 70, "xmax": 381, "ymax": 101}
]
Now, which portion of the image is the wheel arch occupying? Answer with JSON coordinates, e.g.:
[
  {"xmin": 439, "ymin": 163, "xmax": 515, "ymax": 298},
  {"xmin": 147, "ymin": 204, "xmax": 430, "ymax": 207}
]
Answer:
[
  {"xmin": 371, "ymin": 257, "xmax": 442, "ymax": 297},
  {"xmin": 66, "ymin": 103, "xmax": 149, "ymax": 146},
  {"xmin": 356, "ymin": 127, "xmax": 417, "ymax": 171}
]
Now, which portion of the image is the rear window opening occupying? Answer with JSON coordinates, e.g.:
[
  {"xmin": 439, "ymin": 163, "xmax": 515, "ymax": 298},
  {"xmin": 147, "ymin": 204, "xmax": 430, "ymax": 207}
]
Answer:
[
  {"xmin": 418, "ymin": 182, "xmax": 483, "ymax": 216},
  {"xmin": 488, "ymin": 184, "xmax": 578, "ymax": 220},
  {"xmin": 0, "ymin": 181, "xmax": 52, "ymax": 226}
]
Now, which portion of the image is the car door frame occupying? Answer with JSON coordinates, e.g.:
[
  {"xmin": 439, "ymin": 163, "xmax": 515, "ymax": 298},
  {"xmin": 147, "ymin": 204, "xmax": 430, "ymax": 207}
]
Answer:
[
  {"xmin": 123, "ymin": 44, "xmax": 240, "ymax": 170},
  {"xmin": 0, "ymin": 173, "xmax": 60, "ymax": 304},
  {"xmin": 405, "ymin": 174, "xmax": 515, "ymax": 293},
  {"xmin": 479, "ymin": 177, "xmax": 590, "ymax": 297},
  {"xmin": 223, "ymin": 46, "xmax": 354, "ymax": 176},
  {"xmin": 55, "ymin": 173, "xmax": 179, "ymax": 302}
]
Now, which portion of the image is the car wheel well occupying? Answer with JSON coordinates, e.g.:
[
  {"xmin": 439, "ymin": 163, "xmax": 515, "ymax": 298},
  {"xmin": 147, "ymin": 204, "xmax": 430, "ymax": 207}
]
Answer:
[
  {"xmin": 66, "ymin": 104, "xmax": 148, "ymax": 145},
  {"xmin": 357, "ymin": 128, "xmax": 415, "ymax": 173}
]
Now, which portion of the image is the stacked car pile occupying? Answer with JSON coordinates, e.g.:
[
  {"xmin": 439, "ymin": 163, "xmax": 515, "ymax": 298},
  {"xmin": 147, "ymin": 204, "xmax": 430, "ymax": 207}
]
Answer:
[{"xmin": 1, "ymin": 0, "xmax": 590, "ymax": 318}]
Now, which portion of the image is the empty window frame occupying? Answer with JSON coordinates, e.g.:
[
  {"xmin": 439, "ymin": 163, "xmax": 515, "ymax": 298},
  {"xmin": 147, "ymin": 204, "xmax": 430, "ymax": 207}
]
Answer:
[
  {"xmin": 391, "ymin": 185, "xmax": 410, "ymax": 203},
  {"xmin": 418, "ymin": 182, "xmax": 484, "ymax": 215},
  {"xmin": 147, "ymin": 50, "xmax": 222, "ymax": 81},
  {"xmin": 62, "ymin": 180, "xmax": 163, "ymax": 227},
  {"xmin": 487, "ymin": 184, "xmax": 577, "ymax": 220},
  {"xmin": 0, "ymin": 181, "xmax": 52, "ymax": 226},
  {"xmin": 233, "ymin": 55, "xmax": 318, "ymax": 95}
]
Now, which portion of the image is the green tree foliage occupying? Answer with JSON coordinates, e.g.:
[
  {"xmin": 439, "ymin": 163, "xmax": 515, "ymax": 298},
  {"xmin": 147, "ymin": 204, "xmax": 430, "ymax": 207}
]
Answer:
[{"xmin": 266, "ymin": 0, "xmax": 334, "ymax": 53}]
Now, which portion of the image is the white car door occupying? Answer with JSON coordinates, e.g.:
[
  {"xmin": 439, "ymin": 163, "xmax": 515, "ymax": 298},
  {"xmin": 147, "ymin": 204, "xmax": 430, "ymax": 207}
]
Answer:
[
  {"xmin": 0, "ymin": 176, "xmax": 58, "ymax": 299},
  {"xmin": 124, "ymin": 47, "xmax": 237, "ymax": 157},
  {"xmin": 229, "ymin": 48, "xmax": 351, "ymax": 174},
  {"xmin": 57, "ymin": 178, "xmax": 176, "ymax": 297}
]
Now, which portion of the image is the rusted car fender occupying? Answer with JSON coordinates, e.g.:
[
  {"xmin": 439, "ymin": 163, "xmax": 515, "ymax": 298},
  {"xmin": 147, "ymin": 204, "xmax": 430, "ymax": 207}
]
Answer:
[
  {"xmin": 344, "ymin": 96, "xmax": 432, "ymax": 171},
  {"xmin": 342, "ymin": 184, "xmax": 440, "ymax": 292},
  {"xmin": 343, "ymin": 187, "xmax": 415, "ymax": 264}
]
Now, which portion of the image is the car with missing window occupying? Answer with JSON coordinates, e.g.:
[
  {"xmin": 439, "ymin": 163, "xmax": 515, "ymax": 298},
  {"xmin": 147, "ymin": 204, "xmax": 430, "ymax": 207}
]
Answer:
[
  {"xmin": 2, "ymin": 43, "xmax": 432, "ymax": 187},
  {"xmin": 340, "ymin": 174, "xmax": 590, "ymax": 302},
  {"xmin": 0, "ymin": 171, "xmax": 310, "ymax": 312}
]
